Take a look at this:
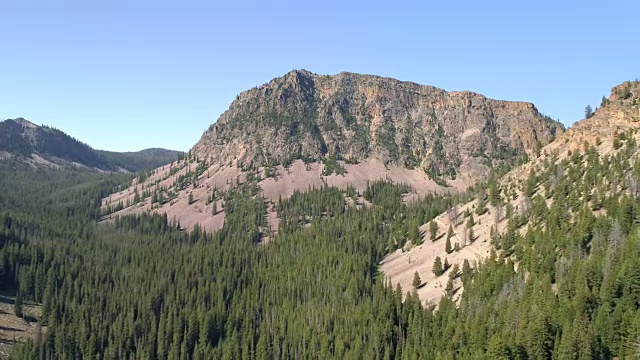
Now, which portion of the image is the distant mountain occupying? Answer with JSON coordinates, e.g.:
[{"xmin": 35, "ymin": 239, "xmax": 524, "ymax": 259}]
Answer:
[
  {"xmin": 0, "ymin": 118, "xmax": 181, "ymax": 172},
  {"xmin": 0, "ymin": 118, "xmax": 118, "ymax": 171},
  {"xmin": 98, "ymin": 148, "xmax": 184, "ymax": 173}
]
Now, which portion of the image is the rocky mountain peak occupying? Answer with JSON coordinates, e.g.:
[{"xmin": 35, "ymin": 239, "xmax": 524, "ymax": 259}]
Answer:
[
  {"xmin": 12, "ymin": 117, "xmax": 38, "ymax": 129},
  {"xmin": 104, "ymin": 71, "xmax": 564, "ymax": 236},
  {"xmin": 556, "ymin": 80, "xmax": 640, "ymax": 149},
  {"xmin": 609, "ymin": 80, "xmax": 640, "ymax": 102},
  {"xmin": 194, "ymin": 70, "xmax": 563, "ymax": 184}
]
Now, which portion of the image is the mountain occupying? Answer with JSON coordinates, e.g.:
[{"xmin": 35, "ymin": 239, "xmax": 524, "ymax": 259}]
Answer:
[
  {"xmin": 383, "ymin": 79, "xmax": 640, "ymax": 305},
  {"xmin": 0, "ymin": 118, "xmax": 118, "ymax": 171},
  {"xmin": 0, "ymin": 118, "xmax": 182, "ymax": 172},
  {"xmin": 97, "ymin": 148, "xmax": 184, "ymax": 173},
  {"xmin": 194, "ymin": 70, "xmax": 563, "ymax": 181},
  {"xmin": 6, "ymin": 79, "xmax": 640, "ymax": 360},
  {"xmin": 103, "ymin": 70, "xmax": 563, "ymax": 233}
]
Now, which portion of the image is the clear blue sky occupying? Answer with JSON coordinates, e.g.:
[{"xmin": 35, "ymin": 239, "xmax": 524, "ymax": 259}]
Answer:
[{"xmin": 1, "ymin": 0, "xmax": 638, "ymax": 152}]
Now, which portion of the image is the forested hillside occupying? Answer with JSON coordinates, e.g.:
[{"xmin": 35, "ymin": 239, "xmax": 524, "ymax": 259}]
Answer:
[
  {"xmin": 2, "ymin": 81, "xmax": 640, "ymax": 359},
  {"xmin": 97, "ymin": 148, "xmax": 184, "ymax": 173},
  {"xmin": 0, "ymin": 118, "xmax": 118, "ymax": 171},
  {"xmin": 3, "ymin": 136, "xmax": 640, "ymax": 358},
  {"xmin": 0, "ymin": 118, "xmax": 182, "ymax": 173}
]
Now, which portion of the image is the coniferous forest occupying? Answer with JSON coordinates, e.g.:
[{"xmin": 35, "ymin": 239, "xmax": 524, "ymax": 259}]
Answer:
[{"xmin": 2, "ymin": 132, "xmax": 640, "ymax": 359}]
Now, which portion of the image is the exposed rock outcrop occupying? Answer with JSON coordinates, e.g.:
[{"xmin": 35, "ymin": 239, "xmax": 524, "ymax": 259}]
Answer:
[{"xmin": 193, "ymin": 70, "xmax": 563, "ymax": 183}]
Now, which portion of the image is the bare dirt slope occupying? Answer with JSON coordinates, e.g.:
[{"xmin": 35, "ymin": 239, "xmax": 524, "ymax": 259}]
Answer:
[
  {"xmin": 260, "ymin": 158, "xmax": 462, "ymax": 201},
  {"xmin": 102, "ymin": 161, "xmax": 243, "ymax": 232},
  {"xmin": 0, "ymin": 295, "xmax": 43, "ymax": 358},
  {"xmin": 380, "ymin": 197, "xmax": 512, "ymax": 306},
  {"xmin": 102, "ymin": 158, "xmax": 464, "ymax": 233}
]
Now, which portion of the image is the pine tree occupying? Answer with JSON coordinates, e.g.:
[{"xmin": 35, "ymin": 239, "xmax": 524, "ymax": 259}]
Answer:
[
  {"xmin": 445, "ymin": 278, "xmax": 455, "ymax": 297},
  {"xmin": 449, "ymin": 264, "xmax": 459, "ymax": 279},
  {"xmin": 476, "ymin": 194, "xmax": 487, "ymax": 215},
  {"xmin": 429, "ymin": 220, "xmax": 439, "ymax": 241},
  {"xmin": 585, "ymin": 105, "xmax": 594, "ymax": 118},
  {"xmin": 409, "ymin": 222, "xmax": 421, "ymax": 245},
  {"xmin": 466, "ymin": 213, "xmax": 475, "ymax": 228},
  {"xmin": 412, "ymin": 271, "xmax": 421, "ymax": 289},
  {"xmin": 505, "ymin": 202, "xmax": 514, "ymax": 219},
  {"xmin": 489, "ymin": 181, "xmax": 500, "ymax": 206},
  {"xmin": 14, "ymin": 292, "xmax": 23, "ymax": 318},
  {"xmin": 432, "ymin": 257, "xmax": 444, "ymax": 277},
  {"xmin": 445, "ymin": 235, "xmax": 453, "ymax": 254},
  {"xmin": 486, "ymin": 335, "xmax": 510, "ymax": 360},
  {"xmin": 600, "ymin": 96, "xmax": 609, "ymax": 108},
  {"xmin": 526, "ymin": 315, "xmax": 553, "ymax": 360}
]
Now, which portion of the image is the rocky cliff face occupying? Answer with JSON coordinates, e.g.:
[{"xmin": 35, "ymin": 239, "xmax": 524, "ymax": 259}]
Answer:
[{"xmin": 194, "ymin": 70, "xmax": 563, "ymax": 181}]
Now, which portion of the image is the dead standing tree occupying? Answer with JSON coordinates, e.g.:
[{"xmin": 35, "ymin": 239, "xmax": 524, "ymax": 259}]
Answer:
[{"xmin": 447, "ymin": 205, "xmax": 460, "ymax": 227}]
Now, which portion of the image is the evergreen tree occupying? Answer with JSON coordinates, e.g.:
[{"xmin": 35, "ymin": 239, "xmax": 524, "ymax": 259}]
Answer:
[
  {"xmin": 412, "ymin": 271, "xmax": 421, "ymax": 289},
  {"xmin": 486, "ymin": 335, "xmax": 510, "ymax": 360},
  {"xmin": 445, "ymin": 235, "xmax": 453, "ymax": 254},
  {"xmin": 429, "ymin": 220, "xmax": 439, "ymax": 241},
  {"xmin": 433, "ymin": 256, "xmax": 444, "ymax": 276},
  {"xmin": 462, "ymin": 259, "xmax": 472, "ymax": 282},
  {"xmin": 449, "ymin": 264, "xmax": 459, "ymax": 279},
  {"xmin": 445, "ymin": 277, "xmax": 455, "ymax": 297},
  {"xmin": 14, "ymin": 291, "xmax": 23, "ymax": 318},
  {"xmin": 585, "ymin": 105, "xmax": 594, "ymax": 118},
  {"xmin": 476, "ymin": 194, "xmax": 487, "ymax": 215},
  {"xmin": 489, "ymin": 181, "xmax": 500, "ymax": 206},
  {"xmin": 466, "ymin": 213, "xmax": 475, "ymax": 228}
]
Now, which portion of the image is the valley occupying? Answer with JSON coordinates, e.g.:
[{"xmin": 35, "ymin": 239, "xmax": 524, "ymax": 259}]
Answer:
[{"xmin": 1, "ymin": 74, "xmax": 640, "ymax": 359}]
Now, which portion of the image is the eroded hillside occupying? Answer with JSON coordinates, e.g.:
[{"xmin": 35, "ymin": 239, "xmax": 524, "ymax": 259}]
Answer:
[
  {"xmin": 102, "ymin": 70, "xmax": 562, "ymax": 234},
  {"xmin": 382, "ymin": 80, "xmax": 640, "ymax": 305}
]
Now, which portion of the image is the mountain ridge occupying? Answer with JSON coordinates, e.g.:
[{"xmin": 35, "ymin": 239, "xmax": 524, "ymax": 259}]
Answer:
[
  {"xmin": 0, "ymin": 118, "xmax": 182, "ymax": 172},
  {"xmin": 103, "ymin": 70, "xmax": 564, "ymax": 234},
  {"xmin": 193, "ymin": 69, "xmax": 563, "ymax": 183}
]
